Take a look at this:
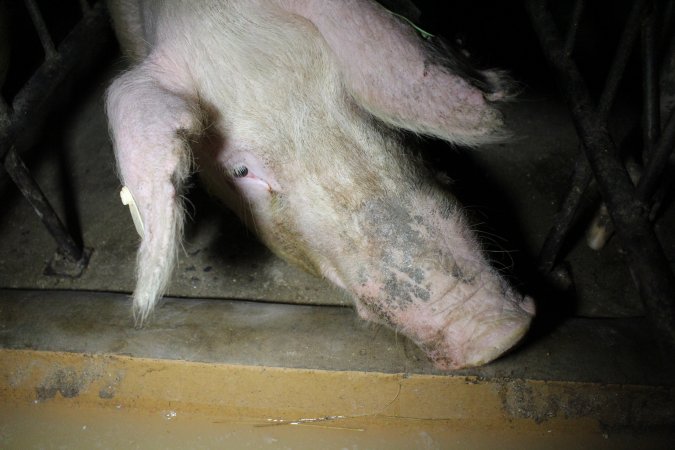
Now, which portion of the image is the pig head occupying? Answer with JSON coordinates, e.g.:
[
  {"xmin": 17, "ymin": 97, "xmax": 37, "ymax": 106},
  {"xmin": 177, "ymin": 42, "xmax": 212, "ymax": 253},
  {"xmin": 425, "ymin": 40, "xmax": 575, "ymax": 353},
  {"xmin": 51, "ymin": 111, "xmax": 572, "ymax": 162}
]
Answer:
[{"xmin": 105, "ymin": 0, "xmax": 534, "ymax": 370}]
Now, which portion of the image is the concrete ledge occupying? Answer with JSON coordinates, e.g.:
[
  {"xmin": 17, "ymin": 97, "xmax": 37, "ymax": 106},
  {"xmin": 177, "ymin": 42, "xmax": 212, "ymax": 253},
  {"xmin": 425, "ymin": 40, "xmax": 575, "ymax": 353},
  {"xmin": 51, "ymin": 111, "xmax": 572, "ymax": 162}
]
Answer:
[
  {"xmin": 0, "ymin": 289, "xmax": 673, "ymax": 384},
  {"xmin": 2, "ymin": 290, "xmax": 675, "ymax": 446}
]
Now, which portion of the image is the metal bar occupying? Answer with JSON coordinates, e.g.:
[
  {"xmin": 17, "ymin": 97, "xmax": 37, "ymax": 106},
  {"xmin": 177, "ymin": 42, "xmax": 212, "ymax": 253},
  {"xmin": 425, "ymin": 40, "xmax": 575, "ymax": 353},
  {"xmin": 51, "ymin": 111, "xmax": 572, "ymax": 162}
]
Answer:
[
  {"xmin": 1, "ymin": 1, "xmax": 109, "ymax": 161},
  {"xmin": 24, "ymin": 0, "xmax": 57, "ymax": 60},
  {"xmin": 0, "ymin": 97, "xmax": 9, "ymax": 127},
  {"xmin": 537, "ymin": 0, "xmax": 647, "ymax": 272},
  {"xmin": 3, "ymin": 147, "xmax": 83, "ymax": 262},
  {"xmin": 637, "ymin": 107, "xmax": 675, "ymax": 201},
  {"xmin": 564, "ymin": 0, "xmax": 584, "ymax": 55},
  {"xmin": 0, "ymin": 1, "xmax": 110, "ymax": 269},
  {"xmin": 641, "ymin": 1, "xmax": 660, "ymax": 163},
  {"xmin": 583, "ymin": 0, "xmax": 657, "ymax": 250},
  {"xmin": 78, "ymin": 0, "xmax": 91, "ymax": 14},
  {"xmin": 526, "ymin": 0, "xmax": 675, "ymax": 355},
  {"xmin": 537, "ymin": 152, "xmax": 592, "ymax": 273},
  {"xmin": 597, "ymin": 0, "xmax": 648, "ymax": 121}
]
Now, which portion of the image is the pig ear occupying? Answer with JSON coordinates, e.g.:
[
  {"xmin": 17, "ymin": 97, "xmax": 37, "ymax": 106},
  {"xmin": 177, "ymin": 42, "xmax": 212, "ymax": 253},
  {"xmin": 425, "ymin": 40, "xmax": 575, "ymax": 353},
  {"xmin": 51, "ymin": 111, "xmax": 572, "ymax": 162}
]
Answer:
[
  {"xmin": 284, "ymin": 1, "xmax": 509, "ymax": 146},
  {"xmin": 106, "ymin": 61, "xmax": 201, "ymax": 324}
]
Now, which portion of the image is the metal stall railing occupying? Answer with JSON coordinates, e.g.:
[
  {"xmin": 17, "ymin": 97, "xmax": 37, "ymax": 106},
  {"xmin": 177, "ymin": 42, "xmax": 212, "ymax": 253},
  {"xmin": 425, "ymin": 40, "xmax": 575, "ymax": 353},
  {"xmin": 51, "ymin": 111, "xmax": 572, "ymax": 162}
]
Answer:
[
  {"xmin": 0, "ymin": 0, "xmax": 112, "ymax": 276},
  {"xmin": 526, "ymin": 0, "xmax": 675, "ymax": 359}
]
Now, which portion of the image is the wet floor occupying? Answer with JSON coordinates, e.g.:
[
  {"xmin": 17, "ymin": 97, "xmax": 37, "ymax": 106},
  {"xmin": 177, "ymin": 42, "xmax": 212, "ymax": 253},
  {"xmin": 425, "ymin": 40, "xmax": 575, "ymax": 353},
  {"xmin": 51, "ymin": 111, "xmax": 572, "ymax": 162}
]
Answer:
[
  {"xmin": 4, "ymin": 403, "xmax": 670, "ymax": 450},
  {"xmin": 1, "ymin": 348, "xmax": 673, "ymax": 449}
]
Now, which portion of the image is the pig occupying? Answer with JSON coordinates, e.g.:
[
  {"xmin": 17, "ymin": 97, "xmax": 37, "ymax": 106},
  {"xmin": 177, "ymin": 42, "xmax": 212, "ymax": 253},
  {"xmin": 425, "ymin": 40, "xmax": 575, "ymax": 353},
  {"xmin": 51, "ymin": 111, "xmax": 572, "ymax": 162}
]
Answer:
[{"xmin": 105, "ymin": 0, "xmax": 535, "ymax": 370}]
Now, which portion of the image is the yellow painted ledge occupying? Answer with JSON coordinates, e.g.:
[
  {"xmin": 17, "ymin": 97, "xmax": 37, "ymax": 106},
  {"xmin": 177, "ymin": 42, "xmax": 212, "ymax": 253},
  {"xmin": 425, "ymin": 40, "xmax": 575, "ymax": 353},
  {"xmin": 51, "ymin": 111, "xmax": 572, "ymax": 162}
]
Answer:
[{"xmin": 1, "ymin": 348, "xmax": 673, "ymax": 431}]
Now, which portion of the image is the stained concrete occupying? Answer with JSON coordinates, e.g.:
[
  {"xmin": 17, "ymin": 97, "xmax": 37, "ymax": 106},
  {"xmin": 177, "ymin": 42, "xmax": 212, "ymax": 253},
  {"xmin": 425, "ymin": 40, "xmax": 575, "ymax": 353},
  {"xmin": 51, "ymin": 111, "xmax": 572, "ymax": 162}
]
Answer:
[{"xmin": 0, "ymin": 289, "xmax": 673, "ymax": 385}]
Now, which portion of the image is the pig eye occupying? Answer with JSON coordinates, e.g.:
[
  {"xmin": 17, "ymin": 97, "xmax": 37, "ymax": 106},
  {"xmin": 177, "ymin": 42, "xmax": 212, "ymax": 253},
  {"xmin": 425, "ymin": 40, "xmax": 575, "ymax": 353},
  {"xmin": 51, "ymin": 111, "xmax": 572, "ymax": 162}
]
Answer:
[{"xmin": 232, "ymin": 165, "xmax": 248, "ymax": 178}]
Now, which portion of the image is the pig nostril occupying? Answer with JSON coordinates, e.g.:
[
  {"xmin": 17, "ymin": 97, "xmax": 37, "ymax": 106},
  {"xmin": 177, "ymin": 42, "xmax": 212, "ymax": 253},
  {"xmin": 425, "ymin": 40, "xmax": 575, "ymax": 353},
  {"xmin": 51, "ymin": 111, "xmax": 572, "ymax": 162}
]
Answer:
[{"xmin": 232, "ymin": 165, "xmax": 248, "ymax": 178}]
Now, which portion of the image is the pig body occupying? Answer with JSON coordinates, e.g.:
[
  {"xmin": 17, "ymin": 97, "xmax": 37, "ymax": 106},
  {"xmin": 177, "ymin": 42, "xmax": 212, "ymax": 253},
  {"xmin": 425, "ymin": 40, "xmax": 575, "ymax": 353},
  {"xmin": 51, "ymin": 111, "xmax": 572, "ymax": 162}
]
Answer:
[{"xmin": 105, "ymin": 0, "xmax": 534, "ymax": 370}]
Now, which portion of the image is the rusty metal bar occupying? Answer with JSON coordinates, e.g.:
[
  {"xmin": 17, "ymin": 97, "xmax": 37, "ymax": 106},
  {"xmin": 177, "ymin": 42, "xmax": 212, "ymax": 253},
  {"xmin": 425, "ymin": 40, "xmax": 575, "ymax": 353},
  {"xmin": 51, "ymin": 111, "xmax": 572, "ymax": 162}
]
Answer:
[
  {"xmin": 538, "ymin": 0, "xmax": 647, "ymax": 273},
  {"xmin": 526, "ymin": 0, "xmax": 675, "ymax": 355}
]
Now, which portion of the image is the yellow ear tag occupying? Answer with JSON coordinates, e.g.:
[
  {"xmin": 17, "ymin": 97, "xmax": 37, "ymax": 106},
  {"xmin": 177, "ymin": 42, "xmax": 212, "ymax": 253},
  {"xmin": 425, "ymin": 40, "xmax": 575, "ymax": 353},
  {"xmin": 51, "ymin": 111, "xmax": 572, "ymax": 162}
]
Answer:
[{"xmin": 120, "ymin": 186, "xmax": 145, "ymax": 239}]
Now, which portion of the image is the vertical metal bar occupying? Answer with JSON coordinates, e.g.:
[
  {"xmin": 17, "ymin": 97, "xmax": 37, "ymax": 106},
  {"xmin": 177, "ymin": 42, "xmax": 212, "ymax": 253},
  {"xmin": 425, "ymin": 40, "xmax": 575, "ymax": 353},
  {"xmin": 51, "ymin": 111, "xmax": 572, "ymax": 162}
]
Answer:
[
  {"xmin": 538, "ymin": 154, "xmax": 592, "ymax": 273},
  {"xmin": 637, "ymin": 107, "xmax": 675, "ymax": 201},
  {"xmin": 24, "ymin": 0, "xmax": 57, "ymax": 60},
  {"xmin": 78, "ymin": 0, "xmax": 91, "ymax": 15},
  {"xmin": 564, "ymin": 0, "xmax": 585, "ymax": 55},
  {"xmin": 641, "ymin": 1, "xmax": 660, "ymax": 164},
  {"xmin": 583, "ymin": 0, "xmax": 655, "ymax": 250},
  {"xmin": 0, "ymin": 97, "xmax": 9, "ymax": 126},
  {"xmin": 1, "ymin": 1, "xmax": 109, "ymax": 163},
  {"xmin": 597, "ymin": 0, "xmax": 648, "ymax": 121},
  {"xmin": 537, "ymin": 0, "xmax": 647, "ymax": 272},
  {"xmin": 3, "ymin": 147, "xmax": 84, "ymax": 262},
  {"xmin": 584, "ymin": 0, "xmax": 662, "ymax": 250},
  {"xmin": 0, "ymin": 2, "xmax": 109, "ymax": 276},
  {"xmin": 526, "ymin": 0, "xmax": 675, "ymax": 356}
]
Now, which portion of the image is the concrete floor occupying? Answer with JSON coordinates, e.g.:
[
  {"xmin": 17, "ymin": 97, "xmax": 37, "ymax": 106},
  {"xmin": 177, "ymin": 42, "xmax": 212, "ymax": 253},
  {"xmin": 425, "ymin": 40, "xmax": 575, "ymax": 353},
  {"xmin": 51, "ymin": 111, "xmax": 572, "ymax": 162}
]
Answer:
[{"xmin": 2, "ymin": 11, "xmax": 675, "ymax": 446}]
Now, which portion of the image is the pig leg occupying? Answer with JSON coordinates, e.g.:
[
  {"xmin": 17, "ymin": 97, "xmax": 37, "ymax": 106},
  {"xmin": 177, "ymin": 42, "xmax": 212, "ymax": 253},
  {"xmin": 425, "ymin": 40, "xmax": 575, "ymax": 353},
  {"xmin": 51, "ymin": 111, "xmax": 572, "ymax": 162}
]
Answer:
[
  {"xmin": 281, "ymin": 0, "xmax": 508, "ymax": 146},
  {"xmin": 105, "ymin": 61, "xmax": 200, "ymax": 323}
]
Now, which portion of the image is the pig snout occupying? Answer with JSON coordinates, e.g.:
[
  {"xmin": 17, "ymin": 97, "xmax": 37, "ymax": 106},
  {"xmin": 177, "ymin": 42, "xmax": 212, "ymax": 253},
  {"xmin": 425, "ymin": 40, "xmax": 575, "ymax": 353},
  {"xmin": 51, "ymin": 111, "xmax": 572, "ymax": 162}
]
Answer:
[
  {"xmin": 355, "ymin": 282, "xmax": 534, "ymax": 370},
  {"xmin": 423, "ymin": 300, "xmax": 534, "ymax": 371},
  {"xmin": 338, "ymin": 196, "xmax": 535, "ymax": 370}
]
